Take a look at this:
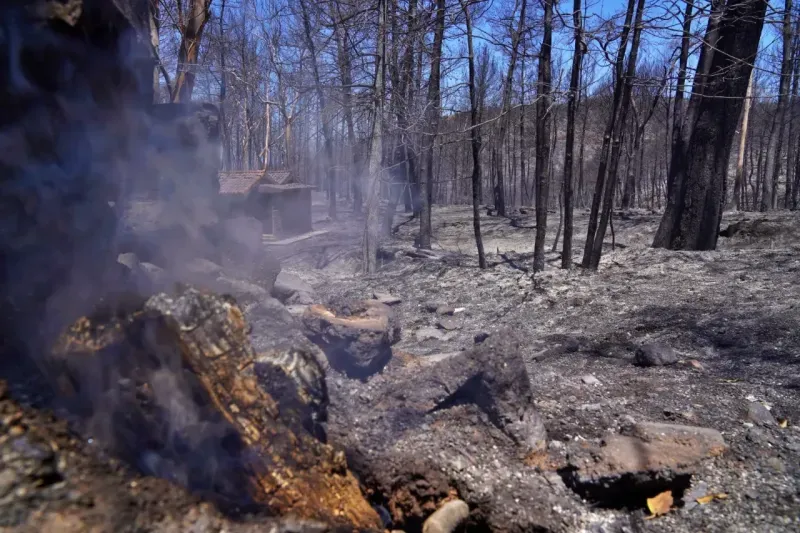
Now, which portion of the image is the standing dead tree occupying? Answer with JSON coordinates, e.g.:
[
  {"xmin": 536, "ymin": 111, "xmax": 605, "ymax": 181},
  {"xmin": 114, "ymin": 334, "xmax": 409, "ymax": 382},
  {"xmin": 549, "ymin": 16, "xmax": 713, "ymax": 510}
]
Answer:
[
  {"xmin": 533, "ymin": 0, "xmax": 553, "ymax": 272},
  {"xmin": 654, "ymin": 0, "xmax": 768, "ymax": 250},
  {"xmin": 562, "ymin": 0, "xmax": 584, "ymax": 269},
  {"xmin": 171, "ymin": 0, "xmax": 212, "ymax": 103}
]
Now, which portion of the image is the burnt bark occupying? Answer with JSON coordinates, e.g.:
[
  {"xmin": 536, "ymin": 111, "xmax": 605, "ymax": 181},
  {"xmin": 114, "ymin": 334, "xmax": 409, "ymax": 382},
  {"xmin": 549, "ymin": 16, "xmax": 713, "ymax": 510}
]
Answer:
[
  {"xmin": 533, "ymin": 0, "xmax": 553, "ymax": 272},
  {"xmin": 562, "ymin": 0, "xmax": 583, "ymax": 269},
  {"xmin": 654, "ymin": 0, "xmax": 768, "ymax": 250},
  {"xmin": 171, "ymin": 0, "xmax": 211, "ymax": 103},
  {"xmin": 419, "ymin": 0, "xmax": 446, "ymax": 249}
]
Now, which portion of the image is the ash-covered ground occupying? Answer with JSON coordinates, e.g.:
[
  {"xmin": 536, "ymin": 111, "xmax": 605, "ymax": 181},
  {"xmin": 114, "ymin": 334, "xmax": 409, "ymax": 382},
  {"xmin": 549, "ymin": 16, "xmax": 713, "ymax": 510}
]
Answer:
[{"xmin": 278, "ymin": 198, "xmax": 800, "ymax": 533}]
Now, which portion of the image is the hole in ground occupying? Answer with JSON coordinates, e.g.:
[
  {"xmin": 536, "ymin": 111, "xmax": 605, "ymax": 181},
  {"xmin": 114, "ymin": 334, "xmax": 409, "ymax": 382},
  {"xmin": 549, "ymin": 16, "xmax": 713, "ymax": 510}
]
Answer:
[{"xmin": 557, "ymin": 466, "xmax": 692, "ymax": 511}]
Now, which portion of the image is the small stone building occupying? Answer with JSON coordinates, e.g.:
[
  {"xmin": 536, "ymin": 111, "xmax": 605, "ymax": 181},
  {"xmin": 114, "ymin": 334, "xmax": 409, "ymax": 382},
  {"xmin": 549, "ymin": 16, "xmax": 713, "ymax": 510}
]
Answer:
[{"xmin": 218, "ymin": 169, "xmax": 315, "ymax": 240}]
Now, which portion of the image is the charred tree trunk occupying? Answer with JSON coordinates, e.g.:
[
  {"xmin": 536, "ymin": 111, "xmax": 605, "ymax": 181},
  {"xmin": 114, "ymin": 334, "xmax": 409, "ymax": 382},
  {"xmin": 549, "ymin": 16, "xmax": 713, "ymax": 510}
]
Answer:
[
  {"xmin": 562, "ymin": 0, "xmax": 583, "ymax": 268},
  {"xmin": 461, "ymin": 0, "xmax": 487, "ymax": 268},
  {"xmin": 419, "ymin": 0, "xmax": 446, "ymax": 249},
  {"xmin": 334, "ymin": 2, "xmax": 362, "ymax": 215},
  {"xmin": 581, "ymin": 0, "xmax": 636, "ymax": 268},
  {"xmin": 493, "ymin": 0, "xmax": 527, "ymax": 217},
  {"xmin": 533, "ymin": 0, "xmax": 553, "ymax": 272},
  {"xmin": 172, "ymin": 0, "xmax": 211, "ymax": 103},
  {"xmin": 763, "ymin": 0, "xmax": 793, "ymax": 210},
  {"xmin": 299, "ymin": 0, "xmax": 338, "ymax": 220},
  {"xmin": 654, "ymin": 0, "xmax": 768, "ymax": 250},
  {"xmin": 586, "ymin": 0, "xmax": 646, "ymax": 270},
  {"xmin": 364, "ymin": 0, "xmax": 387, "ymax": 273}
]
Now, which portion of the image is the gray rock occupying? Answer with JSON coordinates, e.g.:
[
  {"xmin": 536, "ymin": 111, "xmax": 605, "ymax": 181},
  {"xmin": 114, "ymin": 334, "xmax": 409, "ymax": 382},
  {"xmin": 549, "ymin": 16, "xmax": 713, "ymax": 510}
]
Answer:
[
  {"xmin": 117, "ymin": 252, "xmax": 140, "ymax": 270},
  {"xmin": 184, "ymin": 257, "xmax": 223, "ymax": 277},
  {"xmin": 436, "ymin": 317, "xmax": 460, "ymax": 331},
  {"xmin": 683, "ymin": 481, "xmax": 709, "ymax": 511},
  {"xmin": 417, "ymin": 327, "xmax": 447, "ymax": 341},
  {"xmin": 215, "ymin": 275, "xmax": 270, "ymax": 302},
  {"xmin": 581, "ymin": 374, "xmax": 602, "ymax": 386},
  {"xmin": 474, "ymin": 332, "xmax": 490, "ymax": 344},
  {"xmin": 425, "ymin": 301, "xmax": 446, "ymax": 313},
  {"xmin": 634, "ymin": 343, "xmax": 679, "ymax": 367},
  {"xmin": 373, "ymin": 292, "xmax": 402, "ymax": 305},
  {"xmin": 273, "ymin": 271, "xmax": 316, "ymax": 303},
  {"xmin": 745, "ymin": 401, "xmax": 776, "ymax": 426},
  {"xmin": 422, "ymin": 499, "xmax": 469, "ymax": 533},
  {"xmin": 435, "ymin": 305, "xmax": 456, "ymax": 316}
]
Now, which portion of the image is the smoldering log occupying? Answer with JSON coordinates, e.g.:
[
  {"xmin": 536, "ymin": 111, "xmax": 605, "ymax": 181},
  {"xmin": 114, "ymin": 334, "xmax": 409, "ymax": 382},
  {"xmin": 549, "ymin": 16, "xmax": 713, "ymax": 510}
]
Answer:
[{"xmin": 50, "ymin": 287, "xmax": 382, "ymax": 529}]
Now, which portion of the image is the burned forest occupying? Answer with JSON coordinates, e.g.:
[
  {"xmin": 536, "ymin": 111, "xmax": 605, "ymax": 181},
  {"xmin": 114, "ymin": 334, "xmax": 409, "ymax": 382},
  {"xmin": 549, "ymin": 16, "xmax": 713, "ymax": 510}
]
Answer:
[{"xmin": 1, "ymin": 0, "xmax": 800, "ymax": 532}]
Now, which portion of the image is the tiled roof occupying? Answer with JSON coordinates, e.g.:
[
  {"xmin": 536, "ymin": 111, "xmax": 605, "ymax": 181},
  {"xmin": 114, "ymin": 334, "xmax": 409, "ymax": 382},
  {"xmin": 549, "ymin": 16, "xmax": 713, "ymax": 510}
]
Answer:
[
  {"xmin": 264, "ymin": 170, "xmax": 293, "ymax": 185},
  {"xmin": 218, "ymin": 170, "xmax": 265, "ymax": 195}
]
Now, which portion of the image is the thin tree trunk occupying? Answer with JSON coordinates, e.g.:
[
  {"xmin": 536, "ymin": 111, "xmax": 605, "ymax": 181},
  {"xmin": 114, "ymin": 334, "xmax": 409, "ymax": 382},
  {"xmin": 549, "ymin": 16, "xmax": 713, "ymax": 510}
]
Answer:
[
  {"xmin": 299, "ymin": 0, "xmax": 338, "ymax": 219},
  {"xmin": 492, "ymin": 0, "xmax": 528, "ymax": 217},
  {"xmin": 333, "ymin": 2, "xmax": 362, "ymax": 214},
  {"xmin": 562, "ymin": 0, "xmax": 583, "ymax": 268},
  {"xmin": 586, "ymin": 0, "xmax": 646, "ymax": 270},
  {"xmin": 172, "ymin": 0, "xmax": 211, "ymax": 103},
  {"xmin": 461, "ymin": 0, "xmax": 486, "ymax": 268},
  {"xmin": 364, "ymin": 0, "xmax": 386, "ymax": 273},
  {"xmin": 533, "ymin": 0, "xmax": 553, "ymax": 272},
  {"xmin": 733, "ymin": 73, "xmax": 753, "ymax": 210},
  {"xmin": 419, "ymin": 0, "xmax": 446, "ymax": 249},
  {"xmin": 761, "ymin": 0, "xmax": 793, "ymax": 210},
  {"xmin": 581, "ymin": 0, "xmax": 636, "ymax": 267},
  {"xmin": 785, "ymin": 28, "xmax": 800, "ymax": 207}
]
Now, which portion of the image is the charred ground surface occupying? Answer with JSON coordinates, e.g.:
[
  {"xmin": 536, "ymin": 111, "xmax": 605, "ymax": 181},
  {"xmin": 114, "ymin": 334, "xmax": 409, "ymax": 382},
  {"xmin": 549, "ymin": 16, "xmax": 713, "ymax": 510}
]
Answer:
[{"xmin": 277, "ymin": 201, "xmax": 800, "ymax": 532}]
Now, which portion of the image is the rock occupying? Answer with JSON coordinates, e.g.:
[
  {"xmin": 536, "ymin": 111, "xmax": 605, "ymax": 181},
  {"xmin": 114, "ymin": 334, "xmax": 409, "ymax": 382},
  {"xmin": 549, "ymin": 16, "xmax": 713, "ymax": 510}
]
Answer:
[
  {"xmin": 745, "ymin": 401, "xmax": 776, "ymax": 426},
  {"xmin": 417, "ymin": 328, "xmax": 448, "ymax": 341},
  {"xmin": 215, "ymin": 275, "xmax": 270, "ymax": 302},
  {"xmin": 562, "ymin": 422, "xmax": 728, "ymax": 505},
  {"xmin": 424, "ymin": 302, "xmax": 446, "ymax": 313},
  {"xmin": 273, "ymin": 272, "xmax": 317, "ymax": 304},
  {"xmin": 139, "ymin": 262, "xmax": 169, "ymax": 287},
  {"xmin": 117, "ymin": 252, "xmax": 140, "ymax": 270},
  {"xmin": 634, "ymin": 343, "xmax": 679, "ymax": 367},
  {"xmin": 330, "ymin": 331, "xmax": 570, "ymax": 532},
  {"xmin": 436, "ymin": 318, "xmax": 460, "ymax": 331},
  {"xmin": 184, "ymin": 257, "xmax": 224, "ymax": 277},
  {"xmin": 683, "ymin": 481, "xmax": 709, "ymax": 511},
  {"xmin": 435, "ymin": 305, "xmax": 456, "ymax": 316},
  {"xmin": 422, "ymin": 500, "xmax": 469, "ymax": 533},
  {"xmin": 581, "ymin": 374, "xmax": 602, "ymax": 386},
  {"xmin": 373, "ymin": 292, "xmax": 402, "ymax": 306},
  {"xmin": 302, "ymin": 300, "xmax": 401, "ymax": 379},
  {"xmin": 473, "ymin": 332, "xmax": 490, "ymax": 344}
]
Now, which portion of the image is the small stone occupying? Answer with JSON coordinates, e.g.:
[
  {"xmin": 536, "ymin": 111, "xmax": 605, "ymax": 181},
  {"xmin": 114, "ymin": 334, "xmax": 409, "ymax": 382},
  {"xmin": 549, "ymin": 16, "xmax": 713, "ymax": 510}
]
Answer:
[
  {"xmin": 437, "ymin": 318, "xmax": 460, "ymax": 331},
  {"xmin": 634, "ymin": 343, "xmax": 678, "ymax": 367},
  {"xmin": 744, "ymin": 488, "xmax": 759, "ymax": 500},
  {"xmin": 765, "ymin": 457, "xmax": 785, "ymax": 473},
  {"xmin": 474, "ymin": 332, "xmax": 490, "ymax": 344},
  {"xmin": 436, "ymin": 305, "xmax": 456, "ymax": 316},
  {"xmin": 745, "ymin": 401, "xmax": 776, "ymax": 426},
  {"xmin": 548, "ymin": 440, "xmax": 565, "ymax": 451},
  {"xmin": 579, "ymin": 403, "xmax": 603, "ymax": 412},
  {"xmin": 425, "ymin": 302, "xmax": 446, "ymax": 313},
  {"xmin": 422, "ymin": 499, "xmax": 470, "ymax": 533},
  {"xmin": 581, "ymin": 374, "xmax": 602, "ymax": 386},
  {"xmin": 117, "ymin": 252, "xmax": 140, "ymax": 270},
  {"xmin": 373, "ymin": 292, "xmax": 402, "ymax": 305},
  {"xmin": 417, "ymin": 327, "xmax": 447, "ymax": 341},
  {"xmin": 683, "ymin": 481, "xmax": 709, "ymax": 511},
  {"xmin": 686, "ymin": 359, "xmax": 705, "ymax": 371}
]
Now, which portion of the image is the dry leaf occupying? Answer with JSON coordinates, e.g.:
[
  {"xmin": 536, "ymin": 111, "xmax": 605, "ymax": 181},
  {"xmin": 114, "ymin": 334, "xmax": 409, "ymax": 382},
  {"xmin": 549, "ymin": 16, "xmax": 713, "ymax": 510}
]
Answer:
[
  {"xmin": 646, "ymin": 490, "xmax": 673, "ymax": 518},
  {"xmin": 697, "ymin": 493, "xmax": 728, "ymax": 505},
  {"xmin": 779, "ymin": 419, "xmax": 789, "ymax": 428}
]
